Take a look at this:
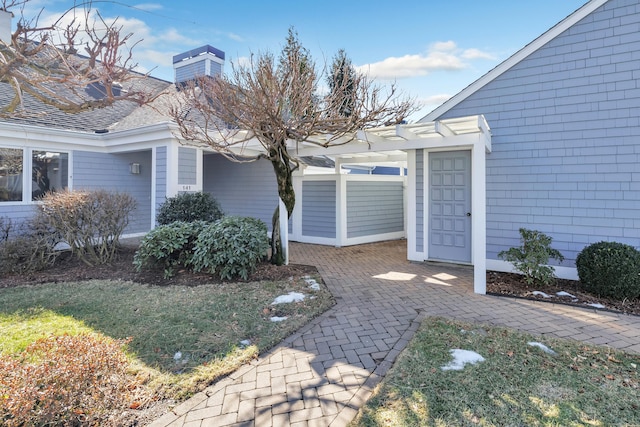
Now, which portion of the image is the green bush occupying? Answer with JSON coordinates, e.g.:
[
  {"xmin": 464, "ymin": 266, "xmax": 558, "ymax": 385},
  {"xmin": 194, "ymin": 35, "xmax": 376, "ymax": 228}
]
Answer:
[
  {"xmin": 576, "ymin": 241, "xmax": 640, "ymax": 300},
  {"xmin": 133, "ymin": 221, "xmax": 206, "ymax": 278},
  {"xmin": 191, "ymin": 216, "xmax": 269, "ymax": 280},
  {"xmin": 156, "ymin": 192, "xmax": 223, "ymax": 225},
  {"xmin": 498, "ymin": 228, "xmax": 564, "ymax": 286}
]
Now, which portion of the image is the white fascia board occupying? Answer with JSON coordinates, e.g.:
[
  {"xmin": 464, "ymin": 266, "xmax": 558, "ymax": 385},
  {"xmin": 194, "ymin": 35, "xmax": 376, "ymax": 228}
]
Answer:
[
  {"xmin": 295, "ymin": 132, "xmax": 483, "ymax": 158},
  {"xmin": 0, "ymin": 121, "xmax": 176, "ymax": 153},
  {"xmin": 421, "ymin": 0, "xmax": 609, "ymax": 122}
]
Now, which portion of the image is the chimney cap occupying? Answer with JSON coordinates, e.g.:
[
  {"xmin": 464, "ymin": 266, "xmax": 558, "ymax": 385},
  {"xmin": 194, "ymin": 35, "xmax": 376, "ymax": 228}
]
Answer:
[{"xmin": 173, "ymin": 45, "xmax": 225, "ymax": 64}]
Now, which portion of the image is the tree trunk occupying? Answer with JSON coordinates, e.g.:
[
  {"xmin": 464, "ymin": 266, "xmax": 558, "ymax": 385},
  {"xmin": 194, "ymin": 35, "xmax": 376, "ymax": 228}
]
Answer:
[{"xmin": 269, "ymin": 144, "xmax": 295, "ymax": 265}]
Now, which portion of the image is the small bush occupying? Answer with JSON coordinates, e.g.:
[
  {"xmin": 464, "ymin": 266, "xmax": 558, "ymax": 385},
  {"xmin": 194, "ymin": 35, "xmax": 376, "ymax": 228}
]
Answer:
[
  {"xmin": 498, "ymin": 228, "xmax": 564, "ymax": 286},
  {"xmin": 0, "ymin": 334, "xmax": 142, "ymax": 427},
  {"xmin": 576, "ymin": 241, "xmax": 640, "ymax": 300},
  {"xmin": 37, "ymin": 189, "xmax": 136, "ymax": 266},
  {"xmin": 133, "ymin": 221, "xmax": 206, "ymax": 278},
  {"xmin": 191, "ymin": 216, "xmax": 269, "ymax": 280},
  {"xmin": 156, "ymin": 192, "xmax": 223, "ymax": 225},
  {"xmin": 0, "ymin": 215, "xmax": 60, "ymax": 275}
]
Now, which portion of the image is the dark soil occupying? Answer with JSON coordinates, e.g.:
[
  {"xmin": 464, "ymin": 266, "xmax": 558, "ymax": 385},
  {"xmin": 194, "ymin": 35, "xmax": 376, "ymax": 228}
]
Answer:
[
  {"xmin": 0, "ymin": 246, "xmax": 319, "ymax": 289},
  {"xmin": 487, "ymin": 271, "xmax": 640, "ymax": 316}
]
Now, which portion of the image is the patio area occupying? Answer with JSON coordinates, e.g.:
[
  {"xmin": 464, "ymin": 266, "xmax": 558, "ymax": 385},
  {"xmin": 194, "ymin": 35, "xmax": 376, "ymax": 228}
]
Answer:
[{"xmin": 149, "ymin": 239, "xmax": 640, "ymax": 427}]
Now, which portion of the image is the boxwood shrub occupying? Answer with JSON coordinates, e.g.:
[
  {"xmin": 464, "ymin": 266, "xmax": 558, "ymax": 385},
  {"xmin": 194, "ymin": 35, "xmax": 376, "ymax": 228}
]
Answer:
[
  {"xmin": 156, "ymin": 192, "xmax": 223, "ymax": 225},
  {"xmin": 576, "ymin": 241, "xmax": 640, "ymax": 300},
  {"xmin": 190, "ymin": 216, "xmax": 269, "ymax": 280}
]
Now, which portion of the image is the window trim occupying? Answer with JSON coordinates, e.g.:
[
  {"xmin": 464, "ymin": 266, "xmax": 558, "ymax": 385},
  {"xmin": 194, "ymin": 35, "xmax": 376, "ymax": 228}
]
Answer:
[{"xmin": 0, "ymin": 145, "xmax": 72, "ymax": 204}]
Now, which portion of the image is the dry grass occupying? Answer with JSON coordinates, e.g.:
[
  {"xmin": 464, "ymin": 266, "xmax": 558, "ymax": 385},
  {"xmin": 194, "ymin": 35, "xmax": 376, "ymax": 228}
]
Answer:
[
  {"xmin": 352, "ymin": 317, "xmax": 640, "ymax": 426},
  {"xmin": 0, "ymin": 274, "xmax": 334, "ymax": 424}
]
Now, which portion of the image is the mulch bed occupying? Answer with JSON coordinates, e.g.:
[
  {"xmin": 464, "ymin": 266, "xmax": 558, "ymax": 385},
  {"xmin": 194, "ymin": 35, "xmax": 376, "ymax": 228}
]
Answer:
[
  {"xmin": 0, "ymin": 246, "xmax": 318, "ymax": 289},
  {"xmin": 487, "ymin": 271, "xmax": 640, "ymax": 316}
]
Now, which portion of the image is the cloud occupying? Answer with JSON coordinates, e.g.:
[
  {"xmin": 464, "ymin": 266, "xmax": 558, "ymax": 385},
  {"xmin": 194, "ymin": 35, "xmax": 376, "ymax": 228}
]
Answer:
[
  {"xmin": 227, "ymin": 32, "xmax": 244, "ymax": 42},
  {"xmin": 133, "ymin": 3, "xmax": 164, "ymax": 11},
  {"xmin": 462, "ymin": 48, "xmax": 496, "ymax": 60},
  {"xmin": 357, "ymin": 41, "xmax": 495, "ymax": 80},
  {"xmin": 430, "ymin": 40, "xmax": 457, "ymax": 52},
  {"xmin": 420, "ymin": 94, "xmax": 452, "ymax": 106}
]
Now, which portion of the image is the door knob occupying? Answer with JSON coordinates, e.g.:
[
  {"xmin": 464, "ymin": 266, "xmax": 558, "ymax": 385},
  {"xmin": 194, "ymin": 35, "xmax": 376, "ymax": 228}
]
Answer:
[{"xmin": 466, "ymin": 212, "xmax": 471, "ymax": 217}]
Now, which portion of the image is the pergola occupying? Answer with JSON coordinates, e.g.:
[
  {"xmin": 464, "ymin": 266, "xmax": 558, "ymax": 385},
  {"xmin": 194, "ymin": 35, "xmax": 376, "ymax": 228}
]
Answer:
[
  {"xmin": 289, "ymin": 115, "xmax": 493, "ymax": 294},
  {"xmin": 209, "ymin": 115, "xmax": 492, "ymax": 294}
]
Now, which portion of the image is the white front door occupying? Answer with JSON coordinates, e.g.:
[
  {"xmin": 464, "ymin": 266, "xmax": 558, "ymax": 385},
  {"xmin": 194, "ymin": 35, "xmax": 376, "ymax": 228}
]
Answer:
[{"xmin": 428, "ymin": 150, "xmax": 472, "ymax": 263}]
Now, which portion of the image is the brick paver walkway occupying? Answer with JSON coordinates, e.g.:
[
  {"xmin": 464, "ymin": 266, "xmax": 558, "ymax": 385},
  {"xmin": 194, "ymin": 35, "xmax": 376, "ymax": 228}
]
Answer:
[{"xmin": 148, "ymin": 240, "xmax": 640, "ymax": 427}]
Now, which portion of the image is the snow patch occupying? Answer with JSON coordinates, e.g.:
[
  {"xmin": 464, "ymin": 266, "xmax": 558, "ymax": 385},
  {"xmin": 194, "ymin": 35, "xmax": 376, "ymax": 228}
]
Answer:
[
  {"xmin": 556, "ymin": 291, "xmax": 576, "ymax": 298},
  {"xmin": 528, "ymin": 342, "xmax": 557, "ymax": 355},
  {"xmin": 305, "ymin": 278, "xmax": 321, "ymax": 291},
  {"xmin": 441, "ymin": 349, "xmax": 485, "ymax": 371},
  {"xmin": 272, "ymin": 292, "xmax": 306, "ymax": 305},
  {"xmin": 239, "ymin": 339, "xmax": 252, "ymax": 347},
  {"xmin": 532, "ymin": 291, "xmax": 551, "ymax": 298},
  {"xmin": 270, "ymin": 316, "xmax": 288, "ymax": 322},
  {"xmin": 586, "ymin": 303, "xmax": 606, "ymax": 309}
]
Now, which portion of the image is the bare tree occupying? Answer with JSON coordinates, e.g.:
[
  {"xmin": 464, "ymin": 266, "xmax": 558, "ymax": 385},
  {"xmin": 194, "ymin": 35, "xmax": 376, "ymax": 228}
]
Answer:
[
  {"xmin": 0, "ymin": 0, "xmax": 154, "ymax": 116},
  {"xmin": 171, "ymin": 28, "xmax": 417, "ymax": 264}
]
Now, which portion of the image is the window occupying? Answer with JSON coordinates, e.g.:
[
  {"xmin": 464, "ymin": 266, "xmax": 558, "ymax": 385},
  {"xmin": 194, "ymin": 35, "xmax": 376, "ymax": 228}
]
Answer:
[
  {"xmin": 0, "ymin": 147, "xmax": 69, "ymax": 203},
  {"xmin": 31, "ymin": 151, "xmax": 69, "ymax": 200},
  {"xmin": 0, "ymin": 148, "xmax": 23, "ymax": 202}
]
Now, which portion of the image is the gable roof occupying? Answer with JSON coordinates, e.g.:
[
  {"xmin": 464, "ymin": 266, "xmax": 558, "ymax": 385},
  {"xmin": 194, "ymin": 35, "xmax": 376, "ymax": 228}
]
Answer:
[{"xmin": 420, "ymin": 0, "xmax": 609, "ymax": 123}]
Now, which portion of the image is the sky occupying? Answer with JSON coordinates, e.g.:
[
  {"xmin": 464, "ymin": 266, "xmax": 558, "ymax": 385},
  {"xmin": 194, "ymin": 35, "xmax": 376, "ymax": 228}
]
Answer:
[{"xmin": 23, "ymin": 0, "xmax": 589, "ymax": 121}]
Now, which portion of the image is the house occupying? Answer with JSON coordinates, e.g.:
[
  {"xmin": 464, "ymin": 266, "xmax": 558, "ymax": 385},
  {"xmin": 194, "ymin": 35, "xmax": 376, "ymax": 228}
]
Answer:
[
  {"xmin": 1, "ymin": 33, "xmax": 492, "ymax": 292},
  {"xmin": 421, "ymin": 0, "xmax": 640, "ymax": 283}
]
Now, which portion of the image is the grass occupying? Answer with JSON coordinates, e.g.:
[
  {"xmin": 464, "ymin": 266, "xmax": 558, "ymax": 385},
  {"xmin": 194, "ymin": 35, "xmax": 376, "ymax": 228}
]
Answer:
[
  {"xmin": 351, "ymin": 317, "xmax": 640, "ymax": 427},
  {"xmin": 0, "ymin": 275, "xmax": 334, "ymax": 398}
]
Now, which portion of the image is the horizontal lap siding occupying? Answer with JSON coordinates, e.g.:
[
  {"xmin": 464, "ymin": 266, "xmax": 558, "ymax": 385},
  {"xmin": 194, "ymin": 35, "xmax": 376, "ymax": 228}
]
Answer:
[
  {"xmin": 203, "ymin": 155, "xmax": 278, "ymax": 230},
  {"xmin": 0, "ymin": 204, "xmax": 36, "ymax": 237},
  {"xmin": 74, "ymin": 150, "xmax": 152, "ymax": 234},
  {"xmin": 346, "ymin": 181, "xmax": 403, "ymax": 238},
  {"xmin": 178, "ymin": 147, "xmax": 197, "ymax": 185},
  {"xmin": 302, "ymin": 181, "xmax": 336, "ymax": 238},
  {"xmin": 438, "ymin": 0, "xmax": 640, "ymax": 265}
]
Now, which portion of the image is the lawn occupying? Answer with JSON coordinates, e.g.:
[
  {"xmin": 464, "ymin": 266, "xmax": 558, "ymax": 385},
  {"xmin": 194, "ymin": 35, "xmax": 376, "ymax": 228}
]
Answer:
[
  {"xmin": 351, "ymin": 317, "xmax": 640, "ymax": 426},
  {"xmin": 0, "ymin": 274, "xmax": 334, "ymax": 416}
]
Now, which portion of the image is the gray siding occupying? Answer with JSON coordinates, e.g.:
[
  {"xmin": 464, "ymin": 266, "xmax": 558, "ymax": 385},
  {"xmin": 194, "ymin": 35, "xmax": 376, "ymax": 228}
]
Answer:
[
  {"xmin": 178, "ymin": 147, "xmax": 197, "ymax": 185},
  {"xmin": 302, "ymin": 181, "xmax": 336, "ymax": 238},
  {"xmin": 437, "ymin": 0, "xmax": 640, "ymax": 265},
  {"xmin": 203, "ymin": 154, "xmax": 278, "ymax": 230},
  {"xmin": 346, "ymin": 181, "xmax": 403, "ymax": 238},
  {"xmin": 155, "ymin": 146, "xmax": 167, "ymax": 217},
  {"xmin": 415, "ymin": 149, "xmax": 424, "ymax": 252},
  {"xmin": 0, "ymin": 204, "xmax": 36, "ymax": 238},
  {"xmin": 74, "ymin": 150, "xmax": 152, "ymax": 234}
]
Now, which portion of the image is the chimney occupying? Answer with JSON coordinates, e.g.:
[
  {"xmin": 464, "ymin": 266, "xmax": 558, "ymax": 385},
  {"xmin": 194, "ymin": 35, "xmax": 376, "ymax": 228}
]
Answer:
[
  {"xmin": 0, "ymin": 9, "xmax": 13, "ymax": 44},
  {"xmin": 173, "ymin": 45, "xmax": 225, "ymax": 87}
]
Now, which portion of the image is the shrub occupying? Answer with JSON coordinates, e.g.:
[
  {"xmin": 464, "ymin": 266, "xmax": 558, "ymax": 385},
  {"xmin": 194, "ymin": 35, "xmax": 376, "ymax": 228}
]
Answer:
[
  {"xmin": 576, "ymin": 241, "xmax": 640, "ymax": 300},
  {"xmin": 498, "ymin": 228, "xmax": 564, "ymax": 286},
  {"xmin": 156, "ymin": 192, "xmax": 223, "ymax": 225},
  {"xmin": 133, "ymin": 221, "xmax": 206, "ymax": 278},
  {"xmin": 0, "ymin": 215, "xmax": 60, "ymax": 275},
  {"xmin": 191, "ymin": 216, "xmax": 269, "ymax": 280},
  {"xmin": 37, "ymin": 189, "xmax": 136, "ymax": 266},
  {"xmin": 0, "ymin": 334, "xmax": 143, "ymax": 427}
]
